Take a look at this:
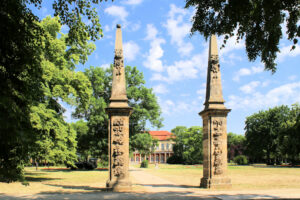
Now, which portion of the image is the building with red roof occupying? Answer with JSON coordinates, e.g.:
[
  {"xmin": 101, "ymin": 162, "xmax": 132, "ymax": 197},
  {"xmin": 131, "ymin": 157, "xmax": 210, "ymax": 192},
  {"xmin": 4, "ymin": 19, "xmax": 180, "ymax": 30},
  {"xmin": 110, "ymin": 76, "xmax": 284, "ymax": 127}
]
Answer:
[{"xmin": 131, "ymin": 130, "xmax": 175, "ymax": 163}]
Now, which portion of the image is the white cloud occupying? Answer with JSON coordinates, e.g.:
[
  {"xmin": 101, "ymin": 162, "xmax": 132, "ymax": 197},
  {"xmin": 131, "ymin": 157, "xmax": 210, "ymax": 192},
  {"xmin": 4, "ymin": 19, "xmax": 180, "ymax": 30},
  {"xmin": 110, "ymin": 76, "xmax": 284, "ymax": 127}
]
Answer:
[
  {"xmin": 151, "ymin": 48, "xmax": 208, "ymax": 83},
  {"xmin": 100, "ymin": 63, "xmax": 111, "ymax": 69},
  {"xmin": 218, "ymin": 34, "xmax": 244, "ymax": 57},
  {"xmin": 164, "ymin": 4, "xmax": 194, "ymax": 56},
  {"xmin": 289, "ymin": 75, "xmax": 297, "ymax": 81},
  {"xmin": 104, "ymin": 25, "xmax": 110, "ymax": 32},
  {"xmin": 197, "ymin": 88, "xmax": 206, "ymax": 100},
  {"xmin": 145, "ymin": 24, "xmax": 158, "ymax": 40},
  {"xmin": 233, "ymin": 64, "xmax": 264, "ymax": 81},
  {"xmin": 143, "ymin": 24, "xmax": 165, "ymax": 72},
  {"xmin": 152, "ymin": 84, "xmax": 169, "ymax": 94},
  {"xmin": 277, "ymin": 44, "xmax": 300, "ymax": 62},
  {"xmin": 123, "ymin": 41, "xmax": 140, "ymax": 62},
  {"xmin": 239, "ymin": 81, "xmax": 260, "ymax": 94},
  {"xmin": 227, "ymin": 81, "xmax": 300, "ymax": 110},
  {"xmin": 159, "ymin": 98, "xmax": 200, "ymax": 115},
  {"xmin": 122, "ymin": 0, "xmax": 143, "ymax": 5},
  {"xmin": 104, "ymin": 6, "xmax": 128, "ymax": 22}
]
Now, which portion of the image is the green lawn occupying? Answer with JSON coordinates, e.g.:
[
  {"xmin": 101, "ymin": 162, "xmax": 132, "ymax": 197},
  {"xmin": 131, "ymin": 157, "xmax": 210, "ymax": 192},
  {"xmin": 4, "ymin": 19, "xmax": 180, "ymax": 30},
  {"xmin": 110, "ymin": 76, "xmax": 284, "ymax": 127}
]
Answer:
[
  {"xmin": 1, "ymin": 164, "xmax": 300, "ymax": 195},
  {"xmin": 142, "ymin": 163, "xmax": 300, "ymax": 190},
  {"xmin": 0, "ymin": 167, "xmax": 108, "ymax": 195}
]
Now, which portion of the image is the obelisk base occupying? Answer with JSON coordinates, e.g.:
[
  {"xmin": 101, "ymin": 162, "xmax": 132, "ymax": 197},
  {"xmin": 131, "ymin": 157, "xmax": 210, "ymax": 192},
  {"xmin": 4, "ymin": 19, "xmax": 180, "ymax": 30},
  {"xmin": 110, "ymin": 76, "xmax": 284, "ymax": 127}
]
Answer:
[
  {"xmin": 200, "ymin": 177, "xmax": 231, "ymax": 189},
  {"xmin": 106, "ymin": 178, "xmax": 132, "ymax": 192}
]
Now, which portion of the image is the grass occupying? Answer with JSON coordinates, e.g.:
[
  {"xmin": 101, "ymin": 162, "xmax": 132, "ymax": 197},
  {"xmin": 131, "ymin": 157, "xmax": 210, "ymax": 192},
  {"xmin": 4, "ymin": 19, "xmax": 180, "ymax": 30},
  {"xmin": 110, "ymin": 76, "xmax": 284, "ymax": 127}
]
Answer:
[
  {"xmin": 0, "ymin": 167, "xmax": 108, "ymax": 195},
  {"xmin": 1, "ymin": 164, "xmax": 300, "ymax": 195},
  {"xmin": 142, "ymin": 163, "xmax": 300, "ymax": 190}
]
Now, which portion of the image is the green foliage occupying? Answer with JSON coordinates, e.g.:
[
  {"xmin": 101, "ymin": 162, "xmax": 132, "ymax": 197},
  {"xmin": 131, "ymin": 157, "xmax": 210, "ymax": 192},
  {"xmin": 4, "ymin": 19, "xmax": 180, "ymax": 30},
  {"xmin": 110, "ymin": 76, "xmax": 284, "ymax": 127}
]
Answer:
[
  {"xmin": 130, "ymin": 133, "xmax": 158, "ymax": 156},
  {"xmin": 71, "ymin": 120, "xmax": 89, "ymax": 161},
  {"xmin": 0, "ymin": 0, "xmax": 44, "ymax": 182},
  {"xmin": 234, "ymin": 155, "xmax": 248, "ymax": 165},
  {"xmin": 279, "ymin": 103, "xmax": 300, "ymax": 165},
  {"xmin": 74, "ymin": 65, "xmax": 163, "ymax": 159},
  {"xmin": 0, "ymin": 15, "xmax": 94, "ymax": 182},
  {"xmin": 185, "ymin": 0, "xmax": 300, "ymax": 72},
  {"xmin": 227, "ymin": 132, "xmax": 246, "ymax": 161},
  {"xmin": 171, "ymin": 126, "xmax": 203, "ymax": 165},
  {"xmin": 245, "ymin": 104, "xmax": 299, "ymax": 165},
  {"xmin": 140, "ymin": 160, "xmax": 149, "ymax": 168}
]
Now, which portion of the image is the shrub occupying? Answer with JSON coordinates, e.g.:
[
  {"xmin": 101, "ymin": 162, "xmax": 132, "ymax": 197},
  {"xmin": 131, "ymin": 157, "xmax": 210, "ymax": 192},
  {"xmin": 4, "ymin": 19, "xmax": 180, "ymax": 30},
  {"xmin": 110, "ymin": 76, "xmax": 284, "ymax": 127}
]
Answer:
[
  {"xmin": 140, "ymin": 160, "xmax": 149, "ymax": 168},
  {"xmin": 234, "ymin": 155, "xmax": 248, "ymax": 165},
  {"xmin": 167, "ymin": 155, "xmax": 184, "ymax": 164}
]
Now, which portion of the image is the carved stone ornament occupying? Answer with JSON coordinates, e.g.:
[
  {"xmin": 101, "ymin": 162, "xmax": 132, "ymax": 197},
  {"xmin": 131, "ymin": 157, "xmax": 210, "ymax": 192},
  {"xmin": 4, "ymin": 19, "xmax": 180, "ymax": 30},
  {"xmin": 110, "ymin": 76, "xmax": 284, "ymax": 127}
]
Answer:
[
  {"xmin": 113, "ymin": 145, "xmax": 124, "ymax": 156},
  {"xmin": 114, "ymin": 49, "xmax": 123, "ymax": 76},
  {"xmin": 113, "ymin": 156, "xmax": 125, "ymax": 166},
  {"xmin": 213, "ymin": 120, "xmax": 223, "ymax": 135},
  {"xmin": 114, "ymin": 49, "xmax": 123, "ymax": 59},
  {"xmin": 210, "ymin": 55, "xmax": 220, "ymax": 79},
  {"xmin": 113, "ymin": 166, "xmax": 124, "ymax": 177}
]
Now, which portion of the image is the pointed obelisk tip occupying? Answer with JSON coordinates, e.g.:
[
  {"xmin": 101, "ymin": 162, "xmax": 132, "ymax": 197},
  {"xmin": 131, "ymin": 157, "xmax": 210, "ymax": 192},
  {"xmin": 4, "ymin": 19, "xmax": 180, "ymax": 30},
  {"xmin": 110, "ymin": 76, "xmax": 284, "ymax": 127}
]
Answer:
[
  {"xmin": 209, "ymin": 34, "xmax": 218, "ymax": 56},
  {"xmin": 116, "ymin": 24, "xmax": 121, "ymax": 28}
]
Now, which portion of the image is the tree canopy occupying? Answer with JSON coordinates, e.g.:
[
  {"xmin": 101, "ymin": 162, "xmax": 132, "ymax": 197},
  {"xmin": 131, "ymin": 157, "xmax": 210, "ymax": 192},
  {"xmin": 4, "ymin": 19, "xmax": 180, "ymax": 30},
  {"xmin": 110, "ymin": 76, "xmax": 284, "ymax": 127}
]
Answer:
[
  {"xmin": 73, "ymin": 65, "xmax": 163, "ymax": 161},
  {"xmin": 130, "ymin": 133, "xmax": 158, "ymax": 156},
  {"xmin": 0, "ymin": 16, "xmax": 94, "ymax": 182},
  {"xmin": 169, "ymin": 126, "xmax": 203, "ymax": 165},
  {"xmin": 185, "ymin": 0, "xmax": 300, "ymax": 72},
  {"xmin": 245, "ymin": 104, "xmax": 300, "ymax": 164}
]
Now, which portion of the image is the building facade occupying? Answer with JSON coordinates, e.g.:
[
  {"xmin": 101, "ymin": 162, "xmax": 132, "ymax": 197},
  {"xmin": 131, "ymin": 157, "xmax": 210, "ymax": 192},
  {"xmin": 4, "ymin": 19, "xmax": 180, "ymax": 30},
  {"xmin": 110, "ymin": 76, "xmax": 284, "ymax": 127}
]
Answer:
[{"xmin": 131, "ymin": 131, "xmax": 175, "ymax": 163}]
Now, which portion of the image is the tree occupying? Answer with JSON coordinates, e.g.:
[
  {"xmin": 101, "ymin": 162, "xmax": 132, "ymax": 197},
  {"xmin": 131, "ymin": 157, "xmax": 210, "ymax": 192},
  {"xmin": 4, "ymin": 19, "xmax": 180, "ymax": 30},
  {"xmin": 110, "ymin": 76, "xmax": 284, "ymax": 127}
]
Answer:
[
  {"xmin": 0, "ymin": 16, "xmax": 93, "ymax": 182},
  {"xmin": 227, "ymin": 132, "xmax": 246, "ymax": 162},
  {"xmin": 185, "ymin": 0, "xmax": 300, "ymax": 72},
  {"xmin": 74, "ymin": 65, "xmax": 163, "ymax": 160},
  {"xmin": 130, "ymin": 133, "xmax": 158, "ymax": 156},
  {"xmin": 170, "ymin": 126, "xmax": 203, "ymax": 165},
  {"xmin": 1, "ymin": 0, "xmax": 106, "ymax": 182},
  {"xmin": 245, "ymin": 105, "xmax": 290, "ymax": 164},
  {"xmin": 279, "ymin": 103, "xmax": 300, "ymax": 164},
  {"xmin": 71, "ymin": 120, "xmax": 90, "ymax": 161}
]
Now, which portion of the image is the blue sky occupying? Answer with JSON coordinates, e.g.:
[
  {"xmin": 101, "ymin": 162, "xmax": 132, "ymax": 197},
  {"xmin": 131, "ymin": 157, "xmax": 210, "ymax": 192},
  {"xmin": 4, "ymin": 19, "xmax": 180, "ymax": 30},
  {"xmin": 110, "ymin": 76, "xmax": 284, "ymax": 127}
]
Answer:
[{"xmin": 32, "ymin": 0, "xmax": 300, "ymax": 135}]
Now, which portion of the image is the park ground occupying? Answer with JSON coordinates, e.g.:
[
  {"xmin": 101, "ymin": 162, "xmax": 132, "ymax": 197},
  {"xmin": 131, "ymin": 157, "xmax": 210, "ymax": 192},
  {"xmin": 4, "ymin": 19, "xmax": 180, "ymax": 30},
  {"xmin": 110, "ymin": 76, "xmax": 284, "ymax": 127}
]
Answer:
[{"xmin": 1, "ymin": 164, "xmax": 300, "ymax": 199}]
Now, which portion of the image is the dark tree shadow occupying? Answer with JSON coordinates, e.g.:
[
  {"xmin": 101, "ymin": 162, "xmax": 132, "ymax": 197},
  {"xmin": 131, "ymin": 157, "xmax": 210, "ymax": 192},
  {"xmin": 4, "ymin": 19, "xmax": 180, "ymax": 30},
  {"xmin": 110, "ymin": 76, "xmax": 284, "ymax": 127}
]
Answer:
[
  {"xmin": 137, "ymin": 183, "xmax": 199, "ymax": 189},
  {"xmin": 0, "ymin": 191, "xmax": 287, "ymax": 200},
  {"xmin": 43, "ymin": 184, "xmax": 105, "ymax": 192}
]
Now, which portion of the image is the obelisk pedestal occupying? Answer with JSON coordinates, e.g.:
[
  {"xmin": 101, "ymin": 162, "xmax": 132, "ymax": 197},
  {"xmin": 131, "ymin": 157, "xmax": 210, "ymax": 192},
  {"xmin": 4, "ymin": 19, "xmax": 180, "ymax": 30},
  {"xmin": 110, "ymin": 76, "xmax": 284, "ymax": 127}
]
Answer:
[
  {"xmin": 199, "ymin": 35, "xmax": 231, "ymax": 189},
  {"xmin": 106, "ymin": 24, "xmax": 132, "ymax": 192}
]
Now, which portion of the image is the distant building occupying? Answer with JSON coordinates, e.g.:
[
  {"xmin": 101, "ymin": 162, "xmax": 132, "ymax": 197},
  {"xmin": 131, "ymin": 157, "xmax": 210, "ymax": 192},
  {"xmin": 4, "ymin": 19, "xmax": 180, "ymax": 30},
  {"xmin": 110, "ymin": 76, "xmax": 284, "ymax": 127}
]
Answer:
[{"xmin": 131, "ymin": 131, "xmax": 175, "ymax": 163}]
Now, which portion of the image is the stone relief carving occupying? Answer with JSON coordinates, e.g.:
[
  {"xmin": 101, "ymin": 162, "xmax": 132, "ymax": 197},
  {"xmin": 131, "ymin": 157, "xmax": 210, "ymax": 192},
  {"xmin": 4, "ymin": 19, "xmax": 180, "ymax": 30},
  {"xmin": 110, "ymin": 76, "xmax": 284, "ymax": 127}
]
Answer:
[
  {"xmin": 212, "ymin": 119, "xmax": 223, "ymax": 175},
  {"xmin": 210, "ymin": 55, "xmax": 220, "ymax": 79},
  {"xmin": 113, "ymin": 166, "xmax": 124, "ymax": 177},
  {"xmin": 114, "ymin": 49, "xmax": 123, "ymax": 76},
  {"xmin": 113, "ymin": 145, "xmax": 124, "ymax": 156},
  {"xmin": 112, "ymin": 118, "xmax": 125, "ymax": 177}
]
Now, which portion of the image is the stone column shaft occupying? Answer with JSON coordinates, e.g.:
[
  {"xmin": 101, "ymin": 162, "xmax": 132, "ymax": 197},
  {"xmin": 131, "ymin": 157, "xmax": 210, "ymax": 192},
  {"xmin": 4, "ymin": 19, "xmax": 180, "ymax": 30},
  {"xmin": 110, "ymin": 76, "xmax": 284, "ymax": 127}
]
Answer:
[{"xmin": 199, "ymin": 35, "xmax": 231, "ymax": 189}]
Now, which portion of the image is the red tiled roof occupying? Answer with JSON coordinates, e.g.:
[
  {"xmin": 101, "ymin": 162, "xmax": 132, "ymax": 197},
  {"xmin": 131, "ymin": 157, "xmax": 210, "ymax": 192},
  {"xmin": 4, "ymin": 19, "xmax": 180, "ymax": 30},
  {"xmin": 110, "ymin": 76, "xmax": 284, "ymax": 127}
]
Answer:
[{"xmin": 148, "ymin": 131, "xmax": 174, "ymax": 141}]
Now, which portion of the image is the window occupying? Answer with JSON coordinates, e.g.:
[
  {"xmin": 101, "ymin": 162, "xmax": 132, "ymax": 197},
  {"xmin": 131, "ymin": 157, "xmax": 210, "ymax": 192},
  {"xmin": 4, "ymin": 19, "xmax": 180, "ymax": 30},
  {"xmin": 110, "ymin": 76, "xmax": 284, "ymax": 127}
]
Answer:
[
  {"xmin": 166, "ymin": 143, "xmax": 169, "ymax": 150},
  {"xmin": 161, "ymin": 144, "xmax": 164, "ymax": 150},
  {"xmin": 136, "ymin": 156, "xmax": 139, "ymax": 162},
  {"xmin": 151, "ymin": 155, "xmax": 154, "ymax": 162}
]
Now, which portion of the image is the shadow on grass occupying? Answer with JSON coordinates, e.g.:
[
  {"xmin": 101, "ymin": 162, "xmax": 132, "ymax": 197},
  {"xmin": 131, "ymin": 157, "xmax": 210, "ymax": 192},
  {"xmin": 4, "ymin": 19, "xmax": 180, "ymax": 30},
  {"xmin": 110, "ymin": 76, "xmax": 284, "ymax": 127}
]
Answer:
[
  {"xmin": 136, "ymin": 183, "xmax": 199, "ymax": 189},
  {"xmin": 43, "ymin": 184, "xmax": 105, "ymax": 192},
  {"xmin": 0, "ymin": 191, "xmax": 286, "ymax": 200},
  {"xmin": 40, "ymin": 168, "xmax": 108, "ymax": 173},
  {"xmin": 25, "ymin": 176, "xmax": 62, "ymax": 182}
]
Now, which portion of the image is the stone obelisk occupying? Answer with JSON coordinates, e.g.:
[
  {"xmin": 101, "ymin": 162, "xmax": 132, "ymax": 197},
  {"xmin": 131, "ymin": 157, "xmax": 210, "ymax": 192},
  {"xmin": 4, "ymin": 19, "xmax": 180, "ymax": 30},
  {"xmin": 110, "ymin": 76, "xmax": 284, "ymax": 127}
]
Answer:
[
  {"xmin": 106, "ymin": 24, "xmax": 133, "ymax": 192},
  {"xmin": 199, "ymin": 35, "xmax": 231, "ymax": 189}
]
